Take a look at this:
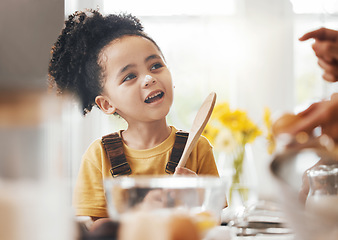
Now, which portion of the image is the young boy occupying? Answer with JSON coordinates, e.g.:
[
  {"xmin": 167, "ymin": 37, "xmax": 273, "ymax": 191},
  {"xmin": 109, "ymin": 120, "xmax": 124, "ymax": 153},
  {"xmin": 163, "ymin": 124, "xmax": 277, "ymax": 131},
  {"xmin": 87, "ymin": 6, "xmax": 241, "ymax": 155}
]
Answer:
[{"xmin": 48, "ymin": 9, "xmax": 219, "ymax": 223}]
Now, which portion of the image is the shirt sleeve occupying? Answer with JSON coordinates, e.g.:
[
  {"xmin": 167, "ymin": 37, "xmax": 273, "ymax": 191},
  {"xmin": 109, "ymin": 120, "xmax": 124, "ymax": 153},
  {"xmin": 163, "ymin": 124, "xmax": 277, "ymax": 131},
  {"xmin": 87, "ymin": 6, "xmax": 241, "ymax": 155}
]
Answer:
[
  {"xmin": 72, "ymin": 140, "xmax": 109, "ymax": 218},
  {"xmin": 196, "ymin": 148, "xmax": 219, "ymax": 176},
  {"xmin": 195, "ymin": 137, "xmax": 228, "ymax": 207},
  {"xmin": 194, "ymin": 136, "xmax": 219, "ymax": 176}
]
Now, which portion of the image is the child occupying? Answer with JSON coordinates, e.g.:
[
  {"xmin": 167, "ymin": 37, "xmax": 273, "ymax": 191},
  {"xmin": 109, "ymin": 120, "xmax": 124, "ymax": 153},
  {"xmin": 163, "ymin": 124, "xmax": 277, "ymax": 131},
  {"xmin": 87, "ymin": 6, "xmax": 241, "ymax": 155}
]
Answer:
[{"xmin": 48, "ymin": 9, "xmax": 219, "ymax": 223}]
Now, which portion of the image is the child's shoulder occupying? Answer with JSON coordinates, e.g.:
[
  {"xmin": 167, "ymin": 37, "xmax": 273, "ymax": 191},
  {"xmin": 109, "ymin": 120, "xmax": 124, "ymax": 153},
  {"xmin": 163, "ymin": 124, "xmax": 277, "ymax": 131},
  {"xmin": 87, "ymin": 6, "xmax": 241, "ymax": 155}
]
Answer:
[
  {"xmin": 80, "ymin": 138, "xmax": 107, "ymax": 165},
  {"xmin": 85, "ymin": 138, "xmax": 106, "ymax": 154},
  {"xmin": 198, "ymin": 134, "xmax": 212, "ymax": 147}
]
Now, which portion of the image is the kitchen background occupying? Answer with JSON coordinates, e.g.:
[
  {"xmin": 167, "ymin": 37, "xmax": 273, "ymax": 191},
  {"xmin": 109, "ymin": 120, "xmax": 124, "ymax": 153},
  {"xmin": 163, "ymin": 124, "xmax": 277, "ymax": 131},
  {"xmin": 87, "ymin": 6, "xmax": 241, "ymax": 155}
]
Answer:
[
  {"xmin": 62, "ymin": 0, "xmax": 338, "ymax": 199},
  {"xmin": 1, "ymin": 0, "xmax": 338, "ymax": 232}
]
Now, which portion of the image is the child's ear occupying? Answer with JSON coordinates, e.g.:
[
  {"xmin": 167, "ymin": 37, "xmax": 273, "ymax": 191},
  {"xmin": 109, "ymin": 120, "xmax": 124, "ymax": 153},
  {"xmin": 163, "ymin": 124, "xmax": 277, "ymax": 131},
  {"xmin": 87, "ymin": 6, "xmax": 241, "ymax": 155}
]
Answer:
[{"xmin": 95, "ymin": 95, "xmax": 116, "ymax": 115}]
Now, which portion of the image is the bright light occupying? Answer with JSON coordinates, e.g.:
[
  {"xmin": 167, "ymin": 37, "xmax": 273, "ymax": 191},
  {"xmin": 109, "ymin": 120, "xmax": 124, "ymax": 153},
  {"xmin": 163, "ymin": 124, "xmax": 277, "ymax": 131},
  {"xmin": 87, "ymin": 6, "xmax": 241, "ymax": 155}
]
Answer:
[
  {"xmin": 290, "ymin": 0, "xmax": 338, "ymax": 14},
  {"xmin": 103, "ymin": 0, "xmax": 236, "ymax": 16}
]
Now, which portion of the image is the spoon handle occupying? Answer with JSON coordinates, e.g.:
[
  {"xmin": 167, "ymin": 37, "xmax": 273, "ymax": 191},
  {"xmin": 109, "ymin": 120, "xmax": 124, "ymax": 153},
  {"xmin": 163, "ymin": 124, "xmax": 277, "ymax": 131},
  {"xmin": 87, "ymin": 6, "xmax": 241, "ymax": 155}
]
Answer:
[{"xmin": 176, "ymin": 92, "xmax": 216, "ymax": 169}]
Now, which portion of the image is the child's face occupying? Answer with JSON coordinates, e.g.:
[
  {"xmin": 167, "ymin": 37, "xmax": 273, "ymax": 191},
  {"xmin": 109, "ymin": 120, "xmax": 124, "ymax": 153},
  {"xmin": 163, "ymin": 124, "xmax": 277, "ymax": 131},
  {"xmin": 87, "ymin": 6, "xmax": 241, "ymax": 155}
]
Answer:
[{"xmin": 96, "ymin": 36, "xmax": 174, "ymax": 124}]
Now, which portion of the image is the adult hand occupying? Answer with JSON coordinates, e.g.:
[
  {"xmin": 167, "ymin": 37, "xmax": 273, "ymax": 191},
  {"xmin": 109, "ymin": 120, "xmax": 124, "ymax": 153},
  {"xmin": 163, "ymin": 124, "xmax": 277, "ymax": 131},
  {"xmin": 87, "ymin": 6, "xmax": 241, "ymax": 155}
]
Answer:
[
  {"xmin": 299, "ymin": 27, "xmax": 338, "ymax": 82},
  {"xmin": 285, "ymin": 93, "xmax": 338, "ymax": 143}
]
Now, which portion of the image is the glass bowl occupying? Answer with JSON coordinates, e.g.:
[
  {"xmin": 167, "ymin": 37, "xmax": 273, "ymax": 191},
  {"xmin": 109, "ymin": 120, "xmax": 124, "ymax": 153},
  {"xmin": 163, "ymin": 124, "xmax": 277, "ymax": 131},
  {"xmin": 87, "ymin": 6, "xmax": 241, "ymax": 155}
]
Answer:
[{"xmin": 104, "ymin": 176, "xmax": 228, "ymax": 236}]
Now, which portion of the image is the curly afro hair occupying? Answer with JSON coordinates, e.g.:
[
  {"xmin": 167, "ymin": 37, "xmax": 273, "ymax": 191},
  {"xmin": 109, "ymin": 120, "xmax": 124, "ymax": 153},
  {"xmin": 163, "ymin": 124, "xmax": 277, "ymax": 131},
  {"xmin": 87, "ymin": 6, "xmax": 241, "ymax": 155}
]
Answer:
[{"xmin": 48, "ymin": 9, "xmax": 159, "ymax": 115}]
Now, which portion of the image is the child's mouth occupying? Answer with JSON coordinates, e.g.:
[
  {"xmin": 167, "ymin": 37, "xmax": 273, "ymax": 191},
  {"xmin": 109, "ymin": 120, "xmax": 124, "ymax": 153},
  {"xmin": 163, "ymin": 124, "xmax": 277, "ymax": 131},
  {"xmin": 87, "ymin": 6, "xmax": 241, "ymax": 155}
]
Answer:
[{"xmin": 144, "ymin": 91, "xmax": 164, "ymax": 103}]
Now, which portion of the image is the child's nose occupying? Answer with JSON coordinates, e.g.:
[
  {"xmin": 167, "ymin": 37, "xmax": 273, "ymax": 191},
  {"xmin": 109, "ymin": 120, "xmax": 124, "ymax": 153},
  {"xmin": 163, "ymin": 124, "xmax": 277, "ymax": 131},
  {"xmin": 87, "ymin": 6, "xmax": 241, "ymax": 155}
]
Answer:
[{"xmin": 143, "ymin": 75, "xmax": 157, "ymax": 87}]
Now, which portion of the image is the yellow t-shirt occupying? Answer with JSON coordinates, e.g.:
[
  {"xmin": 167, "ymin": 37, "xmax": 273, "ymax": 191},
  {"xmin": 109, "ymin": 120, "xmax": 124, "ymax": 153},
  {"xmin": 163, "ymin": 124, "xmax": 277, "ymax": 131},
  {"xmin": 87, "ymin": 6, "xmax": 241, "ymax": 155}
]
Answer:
[{"xmin": 73, "ymin": 126, "xmax": 219, "ymax": 218}]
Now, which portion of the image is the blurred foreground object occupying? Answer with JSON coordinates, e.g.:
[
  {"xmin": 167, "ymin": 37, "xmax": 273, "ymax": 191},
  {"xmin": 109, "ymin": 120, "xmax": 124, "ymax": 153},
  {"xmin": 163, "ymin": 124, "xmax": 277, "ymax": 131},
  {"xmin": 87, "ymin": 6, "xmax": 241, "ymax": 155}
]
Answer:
[
  {"xmin": 0, "ymin": 1, "xmax": 73, "ymax": 239},
  {"xmin": 306, "ymin": 164, "xmax": 338, "ymax": 222},
  {"xmin": 229, "ymin": 200, "xmax": 293, "ymax": 237},
  {"xmin": 0, "ymin": 90, "xmax": 68, "ymax": 179},
  {"xmin": 0, "ymin": 90, "xmax": 75, "ymax": 240},
  {"xmin": 119, "ymin": 210, "xmax": 200, "ymax": 240},
  {"xmin": 104, "ymin": 176, "xmax": 228, "ymax": 239},
  {"xmin": 271, "ymin": 135, "xmax": 338, "ymax": 240},
  {"xmin": 0, "ymin": 0, "xmax": 63, "ymax": 89}
]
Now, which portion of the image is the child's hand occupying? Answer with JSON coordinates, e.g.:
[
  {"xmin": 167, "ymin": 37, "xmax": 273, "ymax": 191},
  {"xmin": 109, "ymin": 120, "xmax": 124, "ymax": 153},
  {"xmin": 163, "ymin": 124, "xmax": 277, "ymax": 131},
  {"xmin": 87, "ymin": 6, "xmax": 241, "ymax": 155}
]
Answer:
[{"xmin": 174, "ymin": 166, "xmax": 197, "ymax": 176}]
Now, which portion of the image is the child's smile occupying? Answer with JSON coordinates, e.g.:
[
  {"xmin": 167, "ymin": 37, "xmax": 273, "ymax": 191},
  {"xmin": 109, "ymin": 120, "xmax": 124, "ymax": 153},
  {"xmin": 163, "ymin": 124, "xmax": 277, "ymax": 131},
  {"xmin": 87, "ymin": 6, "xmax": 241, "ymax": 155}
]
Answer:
[
  {"xmin": 144, "ymin": 90, "xmax": 164, "ymax": 104},
  {"xmin": 96, "ymin": 35, "xmax": 174, "ymax": 124}
]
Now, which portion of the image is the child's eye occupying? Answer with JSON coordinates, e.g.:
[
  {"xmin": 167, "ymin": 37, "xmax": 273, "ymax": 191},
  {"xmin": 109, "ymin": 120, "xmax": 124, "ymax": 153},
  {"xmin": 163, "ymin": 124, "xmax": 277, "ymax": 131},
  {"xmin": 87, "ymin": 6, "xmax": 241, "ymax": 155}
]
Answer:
[
  {"xmin": 150, "ymin": 63, "xmax": 163, "ymax": 71},
  {"xmin": 123, "ymin": 73, "xmax": 137, "ymax": 82}
]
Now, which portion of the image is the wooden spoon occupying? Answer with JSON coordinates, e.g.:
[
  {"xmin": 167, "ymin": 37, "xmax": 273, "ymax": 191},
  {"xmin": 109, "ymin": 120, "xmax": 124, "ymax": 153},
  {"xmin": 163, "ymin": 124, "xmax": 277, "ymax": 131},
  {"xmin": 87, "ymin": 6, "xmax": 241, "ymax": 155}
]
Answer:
[{"xmin": 175, "ymin": 92, "xmax": 216, "ymax": 170}]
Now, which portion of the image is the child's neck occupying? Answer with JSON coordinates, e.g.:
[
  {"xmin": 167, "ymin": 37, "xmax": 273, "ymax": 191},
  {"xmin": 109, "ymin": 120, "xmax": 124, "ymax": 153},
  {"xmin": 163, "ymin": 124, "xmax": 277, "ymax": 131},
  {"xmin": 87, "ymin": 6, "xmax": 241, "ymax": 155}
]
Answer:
[{"xmin": 121, "ymin": 120, "xmax": 171, "ymax": 150}]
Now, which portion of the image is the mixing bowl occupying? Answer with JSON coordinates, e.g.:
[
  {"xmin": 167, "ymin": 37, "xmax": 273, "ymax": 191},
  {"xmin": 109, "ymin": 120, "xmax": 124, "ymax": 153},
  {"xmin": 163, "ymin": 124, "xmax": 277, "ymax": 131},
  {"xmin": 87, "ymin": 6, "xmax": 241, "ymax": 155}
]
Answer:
[
  {"xmin": 104, "ymin": 176, "xmax": 228, "ymax": 240},
  {"xmin": 104, "ymin": 176, "xmax": 227, "ymax": 219}
]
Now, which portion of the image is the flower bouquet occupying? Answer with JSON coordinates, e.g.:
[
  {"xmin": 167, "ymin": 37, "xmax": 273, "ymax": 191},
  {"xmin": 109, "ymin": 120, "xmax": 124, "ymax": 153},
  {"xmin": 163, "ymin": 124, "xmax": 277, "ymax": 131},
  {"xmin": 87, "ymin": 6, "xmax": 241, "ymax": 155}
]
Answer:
[{"xmin": 203, "ymin": 102, "xmax": 262, "ymax": 205}]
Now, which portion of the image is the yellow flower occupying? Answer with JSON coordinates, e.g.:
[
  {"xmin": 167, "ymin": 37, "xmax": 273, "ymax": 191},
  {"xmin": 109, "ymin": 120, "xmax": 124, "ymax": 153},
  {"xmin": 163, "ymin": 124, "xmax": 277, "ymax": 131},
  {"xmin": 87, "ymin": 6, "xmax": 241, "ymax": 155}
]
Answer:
[
  {"xmin": 263, "ymin": 107, "xmax": 275, "ymax": 154},
  {"xmin": 214, "ymin": 128, "xmax": 238, "ymax": 153},
  {"xmin": 263, "ymin": 107, "xmax": 272, "ymax": 129},
  {"xmin": 206, "ymin": 102, "xmax": 262, "ymax": 149},
  {"xmin": 202, "ymin": 124, "xmax": 219, "ymax": 145},
  {"xmin": 218, "ymin": 109, "xmax": 247, "ymax": 132},
  {"xmin": 213, "ymin": 102, "xmax": 230, "ymax": 118}
]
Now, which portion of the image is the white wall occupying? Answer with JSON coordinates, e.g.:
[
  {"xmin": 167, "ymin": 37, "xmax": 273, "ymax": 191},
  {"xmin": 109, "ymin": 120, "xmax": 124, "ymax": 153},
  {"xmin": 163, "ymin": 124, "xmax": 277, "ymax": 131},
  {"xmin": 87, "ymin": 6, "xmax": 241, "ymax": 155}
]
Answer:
[{"xmin": 234, "ymin": 0, "xmax": 294, "ymax": 117}]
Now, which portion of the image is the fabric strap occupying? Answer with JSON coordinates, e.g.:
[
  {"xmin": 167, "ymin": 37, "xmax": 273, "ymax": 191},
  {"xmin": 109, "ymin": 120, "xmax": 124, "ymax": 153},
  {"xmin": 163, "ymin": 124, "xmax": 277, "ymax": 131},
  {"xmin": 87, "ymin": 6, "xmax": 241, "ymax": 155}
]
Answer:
[
  {"xmin": 101, "ymin": 130, "xmax": 189, "ymax": 177},
  {"xmin": 101, "ymin": 132, "xmax": 132, "ymax": 177},
  {"xmin": 165, "ymin": 130, "xmax": 189, "ymax": 174}
]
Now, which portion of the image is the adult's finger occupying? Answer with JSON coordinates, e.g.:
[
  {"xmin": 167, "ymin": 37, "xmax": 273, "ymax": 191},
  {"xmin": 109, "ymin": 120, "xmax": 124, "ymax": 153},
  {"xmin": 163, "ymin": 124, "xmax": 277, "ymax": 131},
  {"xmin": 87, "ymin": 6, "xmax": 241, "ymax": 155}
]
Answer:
[
  {"xmin": 277, "ymin": 98, "xmax": 338, "ymax": 138},
  {"xmin": 290, "ymin": 115, "xmax": 322, "ymax": 134},
  {"xmin": 312, "ymin": 41, "xmax": 337, "ymax": 63},
  {"xmin": 318, "ymin": 59, "xmax": 338, "ymax": 82},
  {"xmin": 299, "ymin": 27, "xmax": 338, "ymax": 41},
  {"xmin": 286, "ymin": 103, "xmax": 327, "ymax": 134},
  {"xmin": 322, "ymin": 123, "xmax": 338, "ymax": 143},
  {"xmin": 313, "ymin": 41, "xmax": 338, "ymax": 61},
  {"xmin": 297, "ymin": 101, "xmax": 320, "ymax": 118},
  {"xmin": 322, "ymin": 72, "xmax": 338, "ymax": 82}
]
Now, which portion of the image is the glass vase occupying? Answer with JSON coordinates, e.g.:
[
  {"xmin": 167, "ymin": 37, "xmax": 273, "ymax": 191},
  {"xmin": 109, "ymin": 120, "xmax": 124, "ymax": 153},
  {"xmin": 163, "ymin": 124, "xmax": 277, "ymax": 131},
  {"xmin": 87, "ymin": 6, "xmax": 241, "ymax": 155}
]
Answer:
[{"xmin": 219, "ymin": 144, "xmax": 258, "ymax": 222}]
